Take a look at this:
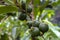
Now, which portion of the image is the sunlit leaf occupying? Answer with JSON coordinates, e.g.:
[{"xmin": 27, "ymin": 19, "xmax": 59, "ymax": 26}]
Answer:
[
  {"xmin": 33, "ymin": 0, "xmax": 40, "ymax": 19},
  {"xmin": 41, "ymin": 9, "xmax": 54, "ymax": 20}
]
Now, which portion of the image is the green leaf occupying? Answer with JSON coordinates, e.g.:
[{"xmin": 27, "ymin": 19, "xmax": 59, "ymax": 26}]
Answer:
[
  {"xmin": 41, "ymin": 9, "xmax": 54, "ymax": 20},
  {"xmin": 3, "ymin": 0, "xmax": 14, "ymax": 5},
  {"xmin": 21, "ymin": 29, "xmax": 31, "ymax": 40},
  {"xmin": 26, "ymin": 0, "xmax": 31, "ymax": 4},
  {"xmin": 0, "ymin": 14, "xmax": 5, "ymax": 21},
  {"xmin": 0, "ymin": 5, "xmax": 18, "ymax": 14},
  {"xmin": 12, "ymin": 27, "xmax": 17, "ymax": 39},
  {"xmin": 33, "ymin": 0, "xmax": 40, "ymax": 19},
  {"xmin": 34, "ymin": 7, "xmax": 40, "ymax": 19},
  {"xmin": 52, "ymin": 0, "xmax": 60, "ymax": 6}
]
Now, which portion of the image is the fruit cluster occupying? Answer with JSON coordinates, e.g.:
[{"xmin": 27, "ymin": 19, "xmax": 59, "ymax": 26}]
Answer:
[
  {"xmin": 18, "ymin": 1, "xmax": 32, "ymax": 21},
  {"xmin": 27, "ymin": 20, "xmax": 49, "ymax": 37},
  {"xmin": 6, "ymin": 1, "xmax": 49, "ymax": 37},
  {"xmin": 17, "ymin": 1, "xmax": 49, "ymax": 37}
]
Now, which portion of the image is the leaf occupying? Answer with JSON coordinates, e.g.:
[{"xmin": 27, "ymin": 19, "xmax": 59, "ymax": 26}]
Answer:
[
  {"xmin": 33, "ymin": 0, "xmax": 40, "ymax": 19},
  {"xmin": 36, "ymin": 12, "xmax": 40, "ymax": 20},
  {"xmin": 52, "ymin": 0, "xmax": 60, "ymax": 6},
  {"xmin": 0, "ymin": 5, "xmax": 18, "ymax": 14},
  {"xmin": 0, "ymin": 14, "xmax": 5, "ymax": 21},
  {"xmin": 3, "ymin": 0, "xmax": 14, "ymax": 5},
  {"xmin": 12, "ymin": 27, "xmax": 17, "ymax": 39},
  {"xmin": 41, "ymin": 9, "xmax": 54, "ymax": 20},
  {"xmin": 38, "ymin": 36, "xmax": 44, "ymax": 40},
  {"xmin": 40, "ymin": 0, "xmax": 49, "ymax": 13},
  {"xmin": 21, "ymin": 29, "xmax": 31, "ymax": 40},
  {"xmin": 34, "ymin": 7, "xmax": 40, "ymax": 19}
]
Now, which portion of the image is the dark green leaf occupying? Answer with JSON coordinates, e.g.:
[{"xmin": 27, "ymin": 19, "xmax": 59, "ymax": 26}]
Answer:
[{"xmin": 0, "ymin": 5, "xmax": 18, "ymax": 14}]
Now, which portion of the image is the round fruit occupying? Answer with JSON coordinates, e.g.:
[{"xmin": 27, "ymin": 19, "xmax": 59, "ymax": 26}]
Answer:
[
  {"xmin": 21, "ymin": 1, "xmax": 26, "ymax": 10},
  {"xmin": 27, "ymin": 21, "xmax": 33, "ymax": 28},
  {"xmin": 31, "ymin": 27, "xmax": 40, "ymax": 37},
  {"xmin": 27, "ymin": 6, "xmax": 32, "ymax": 13},
  {"xmin": 39, "ymin": 23, "xmax": 49, "ymax": 33},
  {"xmin": 33, "ymin": 21, "xmax": 40, "ymax": 27},
  {"xmin": 18, "ymin": 12, "xmax": 27, "ymax": 21}
]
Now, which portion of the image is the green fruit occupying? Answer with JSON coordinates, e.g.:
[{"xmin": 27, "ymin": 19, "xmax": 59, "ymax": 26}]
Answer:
[
  {"xmin": 18, "ymin": 12, "xmax": 27, "ymax": 21},
  {"xmin": 27, "ymin": 21, "xmax": 33, "ymax": 28},
  {"xmin": 31, "ymin": 27, "xmax": 40, "ymax": 37},
  {"xmin": 33, "ymin": 21, "xmax": 40, "ymax": 27},
  {"xmin": 21, "ymin": 1, "xmax": 26, "ymax": 10},
  {"xmin": 27, "ymin": 6, "xmax": 32, "ymax": 13},
  {"xmin": 39, "ymin": 23, "xmax": 49, "ymax": 33}
]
